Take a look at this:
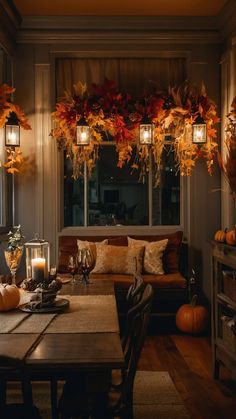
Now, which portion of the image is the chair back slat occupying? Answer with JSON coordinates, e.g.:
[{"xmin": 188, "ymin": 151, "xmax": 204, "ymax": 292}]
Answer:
[
  {"xmin": 126, "ymin": 273, "xmax": 146, "ymax": 310},
  {"xmin": 121, "ymin": 283, "xmax": 153, "ymax": 415}
]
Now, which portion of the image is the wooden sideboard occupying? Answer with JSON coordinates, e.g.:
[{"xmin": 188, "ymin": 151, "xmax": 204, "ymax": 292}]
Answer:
[{"xmin": 211, "ymin": 241, "xmax": 236, "ymax": 380}]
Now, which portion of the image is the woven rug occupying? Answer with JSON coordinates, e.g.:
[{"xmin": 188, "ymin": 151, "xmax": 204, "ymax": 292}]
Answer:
[{"xmin": 7, "ymin": 371, "xmax": 190, "ymax": 418}]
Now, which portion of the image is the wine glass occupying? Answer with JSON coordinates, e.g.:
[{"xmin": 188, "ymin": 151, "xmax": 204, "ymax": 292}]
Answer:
[
  {"xmin": 67, "ymin": 255, "xmax": 78, "ymax": 283},
  {"xmin": 4, "ymin": 246, "xmax": 23, "ymax": 285},
  {"xmin": 77, "ymin": 248, "xmax": 95, "ymax": 285}
]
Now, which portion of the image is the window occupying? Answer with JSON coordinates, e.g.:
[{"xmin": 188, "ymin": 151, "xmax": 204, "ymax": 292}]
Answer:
[
  {"xmin": 56, "ymin": 55, "xmax": 186, "ymax": 228},
  {"xmin": 64, "ymin": 144, "xmax": 180, "ymax": 227}
]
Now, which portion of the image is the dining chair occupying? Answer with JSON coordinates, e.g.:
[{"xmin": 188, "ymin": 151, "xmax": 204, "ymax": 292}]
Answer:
[
  {"xmin": 0, "ymin": 355, "xmax": 42, "ymax": 419},
  {"xmin": 126, "ymin": 272, "xmax": 146, "ymax": 312},
  {"xmin": 58, "ymin": 283, "xmax": 153, "ymax": 419},
  {"xmin": 111, "ymin": 281, "xmax": 153, "ymax": 391}
]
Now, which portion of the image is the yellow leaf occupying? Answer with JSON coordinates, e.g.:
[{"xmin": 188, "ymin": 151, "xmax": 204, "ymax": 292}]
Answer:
[
  {"xmin": 6, "ymin": 167, "xmax": 19, "ymax": 174},
  {"xmin": 73, "ymin": 81, "xmax": 87, "ymax": 97}
]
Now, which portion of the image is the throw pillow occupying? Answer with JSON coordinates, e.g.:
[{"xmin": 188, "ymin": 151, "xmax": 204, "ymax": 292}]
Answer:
[
  {"xmin": 128, "ymin": 237, "xmax": 168, "ymax": 274},
  {"xmin": 129, "ymin": 231, "xmax": 183, "ymax": 273},
  {"xmin": 92, "ymin": 244, "xmax": 144, "ymax": 275},
  {"xmin": 77, "ymin": 239, "xmax": 108, "ymax": 261}
]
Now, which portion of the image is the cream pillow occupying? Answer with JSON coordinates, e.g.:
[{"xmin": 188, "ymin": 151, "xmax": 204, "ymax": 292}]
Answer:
[
  {"xmin": 92, "ymin": 244, "xmax": 144, "ymax": 275},
  {"xmin": 128, "ymin": 237, "xmax": 168, "ymax": 274},
  {"xmin": 77, "ymin": 239, "xmax": 108, "ymax": 262}
]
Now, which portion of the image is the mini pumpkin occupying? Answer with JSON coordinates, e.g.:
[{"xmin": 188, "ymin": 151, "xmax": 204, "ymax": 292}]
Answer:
[
  {"xmin": 214, "ymin": 229, "xmax": 226, "ymax": 243},
  {"xmin": 225, "ymin": 229, "xmax": 236, "ymax": 246},
  {"xmin": 0, "ymin": 284, "xmax": 20, "ymax": 312},
  {"xmin": 176, "ymin": 295, "xmax": 209, "ymax": 334}
]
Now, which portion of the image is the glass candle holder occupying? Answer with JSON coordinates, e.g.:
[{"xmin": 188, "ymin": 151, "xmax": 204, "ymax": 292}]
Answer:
[{"xmin": 25, "ymin": 237, "xmax": 50, "ymax": 281}]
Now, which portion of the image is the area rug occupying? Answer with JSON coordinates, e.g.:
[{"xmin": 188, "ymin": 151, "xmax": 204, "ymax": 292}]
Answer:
[{"xmin": 7, "ymin": 371, "xmax": 190, "ymax": 418}]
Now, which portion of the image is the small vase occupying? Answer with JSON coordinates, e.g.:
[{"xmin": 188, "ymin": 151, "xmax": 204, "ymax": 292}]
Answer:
[{"xmin": 4, "ymin": 246, "xmax": 23, "ymax": 285}]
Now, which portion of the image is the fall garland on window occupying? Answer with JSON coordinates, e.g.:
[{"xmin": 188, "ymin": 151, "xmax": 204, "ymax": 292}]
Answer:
[
  {"xmin": 51, "ymin": 79, "xmax": 219, "ymax": 184},
  {"xmin": 218, "ymin": 96, "xmax": 236, "ymax": 200},
  {"xmin": 0, "ymin": 84, "xmax": 31, "ymax": 174}
]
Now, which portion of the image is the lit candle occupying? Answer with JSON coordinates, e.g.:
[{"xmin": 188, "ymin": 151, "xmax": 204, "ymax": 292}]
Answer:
[{"xmin": 32, "ymin": 257, "xmax": 46, "ymax": 282}]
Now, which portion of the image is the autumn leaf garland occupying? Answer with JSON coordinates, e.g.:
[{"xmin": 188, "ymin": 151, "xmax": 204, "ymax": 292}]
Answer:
[
  {"xmin": 0, "ymin": 83, "xmax": 31, "ymax": 174},
  {"xmin": 51, "ymin": 79, "xmax": 220, "ymax": 183},
  {"xmin": 218, "ymin": 96, "xmax": 236, "ymax": 200}
]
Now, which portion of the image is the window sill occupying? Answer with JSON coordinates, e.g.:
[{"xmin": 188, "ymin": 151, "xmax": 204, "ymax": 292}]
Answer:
[{"xmin": 59, "ymin": 225, "xmax": 183, "ymax": 237}]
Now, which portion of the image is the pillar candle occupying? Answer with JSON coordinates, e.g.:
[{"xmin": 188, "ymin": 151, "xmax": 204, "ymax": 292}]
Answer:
[{"xmin": 32, "ymin": 257, "xmax": 45, "ymax": 282}]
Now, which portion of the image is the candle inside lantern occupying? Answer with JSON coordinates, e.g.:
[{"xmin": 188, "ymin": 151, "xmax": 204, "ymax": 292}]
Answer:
[{"xmin": 32, "ymin": 257, "xmax": 46, "ymax": 282}]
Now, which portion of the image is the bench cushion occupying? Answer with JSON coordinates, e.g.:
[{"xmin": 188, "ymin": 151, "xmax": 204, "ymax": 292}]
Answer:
[{"xmin": 90, "ymin": 272, "xmax": 187, "ymax": 290}]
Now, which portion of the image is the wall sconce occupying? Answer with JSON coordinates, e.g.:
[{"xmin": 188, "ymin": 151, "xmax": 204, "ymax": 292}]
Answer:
[
  {"xmin": 5, "ymin": 112, "xmax": 20, "ymax": 147},
  {"xmin": 139, "ymin": 115, "xmax": 153, "ymax": 145},
  {"xmin": 76, "ymin": 116, "xmax": 90, "ymax": 146},
  {"xmin": 192, "ymin": 115, "xmax": 207, "ymax": 144}
]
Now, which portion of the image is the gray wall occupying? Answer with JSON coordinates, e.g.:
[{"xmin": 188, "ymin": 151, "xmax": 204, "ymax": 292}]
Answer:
[
  {"xmin": 0, "ymin": 12, "xmax": 227, "ymax": 304},
  {"xmin": 7, "ymin": 38, "xmax": 220, "ymax": 303}
]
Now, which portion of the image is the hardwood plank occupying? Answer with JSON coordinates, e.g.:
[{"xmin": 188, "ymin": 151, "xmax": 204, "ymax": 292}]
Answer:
[{"xmin": 139, "ymin": 335, "xmax": 236, "ymax": 419}]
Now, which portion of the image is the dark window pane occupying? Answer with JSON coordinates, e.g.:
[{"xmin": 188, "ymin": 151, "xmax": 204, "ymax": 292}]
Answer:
[
  {"xmin": 88, "ymin": 146, "xmax": 148, "ymax": 226},
  {"xmin": 64, "ymin": 156, "xmax": 84, "ymax": 226},
  {"xmin": 152, "ymin": 148, "xmax": 180, "ymax": 225},
  {"xmin": 63, "ymin": 147, "xmax": 180, "ymax": 227}
]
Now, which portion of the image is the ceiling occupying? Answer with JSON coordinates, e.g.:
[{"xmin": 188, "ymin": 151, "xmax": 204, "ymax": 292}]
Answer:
[{"xmin": 13, "ymin": 0, "xmax": 228, "ymax": 17}]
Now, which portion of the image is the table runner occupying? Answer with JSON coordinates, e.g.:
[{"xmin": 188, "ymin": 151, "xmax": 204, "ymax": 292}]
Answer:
[
  {"xmin": 46, "ymin": 295, "xmax": 119, "ymax": 333},
  {"xmin": 0, "ymin": 310, "xmax": 30, "ymax": 333},
  {"xmin": 0, "ymin": 294, "xmax": 119, "ymax": 334}
]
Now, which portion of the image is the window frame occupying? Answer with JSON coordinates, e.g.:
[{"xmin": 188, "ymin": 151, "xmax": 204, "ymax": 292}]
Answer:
[{"xmin": 50, "ymin": 49, "xmax": 190, "ymax": 236}]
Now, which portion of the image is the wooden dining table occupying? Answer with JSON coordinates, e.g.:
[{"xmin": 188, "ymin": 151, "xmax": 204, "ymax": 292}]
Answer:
[{"xmin": 0, "ymin": 279, "xmax": 124, "ymax": 417}]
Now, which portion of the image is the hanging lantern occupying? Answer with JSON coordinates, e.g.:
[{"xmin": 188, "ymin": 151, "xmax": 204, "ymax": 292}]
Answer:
[
  {"xmin": 5, "ymin": 112, "xmax": 20, "ymax": 147},
  {"xmin": 25, "ymin": 237, "xmax": 50, "ymax": 282},
  {"xmin": 192, "ymin": 115, "xmax": 207, "ymax": 144},
  {"xmin": 139, "ymin": 115, "xmax": 154, "ymax": 145},
  {"xmin": 76, "ymin": 116, "xmax": 90, "ymax": 146}
]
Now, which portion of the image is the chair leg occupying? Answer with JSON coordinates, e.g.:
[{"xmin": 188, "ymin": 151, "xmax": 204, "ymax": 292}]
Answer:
[
  {"xmin": 21, "ymin": 375, "xmax": 33, "ymax": 405},
  {"xmin": 0, "ymin": 380, "xmax": 7, "ymax": 408},
  {"xmin": 51, "ymin": 379, "xmax": 58, "ymax": 419}
]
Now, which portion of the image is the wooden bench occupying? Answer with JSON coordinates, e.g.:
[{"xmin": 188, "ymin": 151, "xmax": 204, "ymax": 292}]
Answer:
[{"xmin": 58, "ymin": 231, "xmax": 188, "ymax": 327}]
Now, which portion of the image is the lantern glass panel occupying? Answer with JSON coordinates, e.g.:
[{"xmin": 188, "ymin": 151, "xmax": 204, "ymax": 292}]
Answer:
[
  {"xmin": 5, "ymin": 125, "xmax": 20, "ymax": 147},
  {"xmin": 76, "ymin": 125, "xmax": 90, "ymax": 145},
  {"xmin": 139, "ymin": 124, "xmax": 153, "ymax": 145},
  {"xmin": 25, "ymin": 238, "xmax": 50, "ymax": 281},
  {"xmin": 192, "ymin": 123, "xmax": 206, "ymax": 144}
]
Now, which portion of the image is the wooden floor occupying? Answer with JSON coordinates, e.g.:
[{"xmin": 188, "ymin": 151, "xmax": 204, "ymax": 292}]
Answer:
[{"xmin": 138, "ymin": 334, "xmax": 236, "ymax": 419}]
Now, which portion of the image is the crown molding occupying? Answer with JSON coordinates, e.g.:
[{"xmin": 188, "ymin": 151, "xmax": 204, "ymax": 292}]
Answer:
[
  {"xmin": 16, "ymin": 30, "xmax": 221, "ymax": 46},
  {"xmin": 217, "ymin": 0, "xmax": 236, "ymax": 41},
  {"xmin": 15, "ymin": 15, "xmax": 221, "ymax": 45},
  {"xmin": 0, "ymin": 0, "xmax": 21, "ymax": 55},
  {"xmin": 19, "ymin": 15, "xmax": 217, "ymax": 31},
  {"xmin": 3, "ymin": 6, "xmax": 236, "ymax": 47}
]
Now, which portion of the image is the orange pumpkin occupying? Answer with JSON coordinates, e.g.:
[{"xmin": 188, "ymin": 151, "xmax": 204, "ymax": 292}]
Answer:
[
  {"xmin": 214, "ymin": 229, "xmax": 226, "ymax": 243},
  {"xmin": 176, "ymin": 295, "xmax": 209, "ymax": 334},
  {"xmin": 0, "ymin": 284, "xmax": 20, "ymax": 312},
  {"xmin": 225, "ymin": 229, "xmax": 236, "ymax": 246}
]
